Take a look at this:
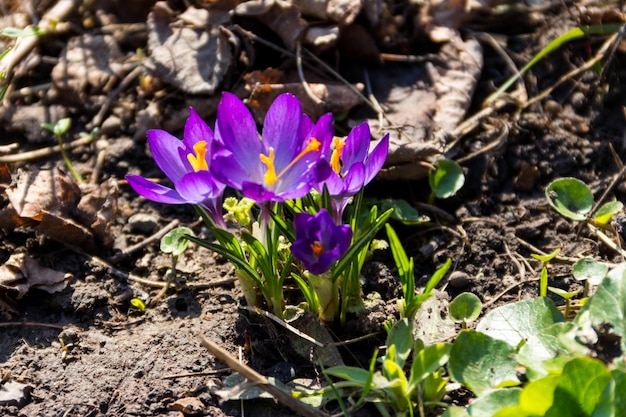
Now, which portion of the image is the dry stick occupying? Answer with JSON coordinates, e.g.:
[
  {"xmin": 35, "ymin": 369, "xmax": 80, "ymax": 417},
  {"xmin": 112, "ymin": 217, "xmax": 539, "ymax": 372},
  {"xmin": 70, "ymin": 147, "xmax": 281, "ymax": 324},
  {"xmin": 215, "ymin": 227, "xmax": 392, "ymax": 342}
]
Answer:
[
  {"xmin": 296, "ymin": 42, "xmax": 323, "ymax": 105},
  {"xmin": 87, "ymin": 66, "xmax": 143, "ymax": 130},
  {"xmin": 523, "ymin": 31, "xmax": 616, "ymax": 109},
  {"xmin": 239, "ymin": 305, "xmax": 324, "ymax": 347},
  {"xmin": 198, "ymin": 334, "xmax": 329, "ymax": 417},
  {"xmin": 455, "ymin": 122, "xmax": 509, "ymax": 165},
  {"xmin": 110, "ymin": 219, "xmax": 180, "ymax": 262},
  {"xmin": 0, "ymin": 0, "xmax": 79, "ymax": 106},
  {"xmin": 0, "ymin": 135, "xmax": 94, "ymax": 163},
  {"xmin": 0, "ymin": 321, "xmax": 66, "ymax": 330}
]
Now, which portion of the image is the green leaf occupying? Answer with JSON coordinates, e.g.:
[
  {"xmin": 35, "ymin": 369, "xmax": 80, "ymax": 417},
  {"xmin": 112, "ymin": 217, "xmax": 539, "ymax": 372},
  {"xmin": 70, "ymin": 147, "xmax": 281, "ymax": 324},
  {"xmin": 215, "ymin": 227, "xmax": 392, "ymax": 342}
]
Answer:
[
  {"xmin": 516, "ymin": 322, "xmax": 589, "ymax": 379},
  {"xmin": 552, "ymin": 357, "xmax": 612, "ymax": 416},
  {"xmin": 576, "ymin": 262, "xmax": 626, "ymax": 352},
  {"xmin": 467, "ymin": 388, "xmax": 522, "ymax": 416},
  {"xmin": 385, "ymin": 319, "xmax": 414, "ymax": 368},
  {"xmin": 381, "ymin": 199, "xmax": 430, "ymax": 225},
  {"xmin": 448, "ymin": 330, "xmax": 520, "ymax": 395},
  {"xmin": 547, "ymin": 286, "xmax": 581, "ymax": 300},
  {"xmin": 160, "ymin": 227, "xmax": 194, "ymax": 256},
  {"xmin": 531, "ymin": 248, "xmax": 561, "ymax": 263},
  {"xmin": 449, "ymin": 292, "xmax": 483, "ymax": 324},
  {"xmin": 572, "ymin": 257, "xmax": 609, "ymax": 285},
  {"xmin": 429, "ymin": 159, "xmax": 465, "ymax": 199},
  {"xmin": 324, "ymin": 366, "xmax": 372, "ymax": 385},
  {"xmin": 476, "ymin": 297, "xmax": 564, "ymax": 348},
  {"xmin": 545, "ymin": 177, "xmax": 593, "ymax": 221},
  {"xmin": 593, "ymin": 200, "xmax": 623, "ymax": 226},
  {"xmin": 0, "ymin": 26, "xmax": 47, "ymax": 37},
  {"xmin": 407, "ymin": 343, "xmax": 451, "ymax": 390}
]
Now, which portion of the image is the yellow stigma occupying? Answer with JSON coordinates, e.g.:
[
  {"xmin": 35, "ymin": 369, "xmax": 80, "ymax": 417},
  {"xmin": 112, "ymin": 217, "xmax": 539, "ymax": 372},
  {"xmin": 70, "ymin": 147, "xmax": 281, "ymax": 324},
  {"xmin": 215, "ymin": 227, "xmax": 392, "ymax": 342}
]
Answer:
[
  {"xmin": 259, "ymin": 138, "xmax": 321, "ymax": 188},
  {"xmin": 330, "ymin": 137, "xmax": 345, "ymax": 174},
  {"xmin": 187, "ymin": 141, "xmax": 209, "ymax": 172},
  {"xmin": 311, "ymin": 241, "xmax": 325, "ymax": 257},
  {"xmin": 260, "ymin": 147, "xmax": 278, "ymax": 186}
]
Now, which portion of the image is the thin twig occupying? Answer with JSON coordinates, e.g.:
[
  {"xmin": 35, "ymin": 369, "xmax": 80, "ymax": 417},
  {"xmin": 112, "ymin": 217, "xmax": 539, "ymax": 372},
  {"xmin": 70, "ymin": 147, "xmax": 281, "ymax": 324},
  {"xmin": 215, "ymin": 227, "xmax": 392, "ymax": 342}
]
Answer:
[
  {"xmin": 1, "ymin": 0, "xmax": 79, "ymax": 106},
  {"xmin": 87, "ymin": 66, "xmax": 143, "ymax": 130},
  {"xmin": 239, "ymin": 305, "xmax": 324, "ymax": 348},
  {"xmin": 0, "ymin": 135, "xmax": 94, "ymax": 163},
  {"xmin": 0, "ymin": 321, "xmax": 66, "ymax": 330},
  {"xmin": 110, "ymin": 219, "xmax": 180, "ymax": 262},
  {"xmin": 199, "ymin": 334, "xmax": 329, "ymax": 417},
  {"xmin": 296, "ymin": 42, "xmax": 323, "ymax": 105}
]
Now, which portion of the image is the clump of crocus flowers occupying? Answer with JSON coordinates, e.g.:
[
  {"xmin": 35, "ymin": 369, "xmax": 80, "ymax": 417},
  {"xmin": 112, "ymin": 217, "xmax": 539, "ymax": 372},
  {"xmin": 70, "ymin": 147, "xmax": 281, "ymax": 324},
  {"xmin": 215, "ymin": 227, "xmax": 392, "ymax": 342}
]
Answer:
[{"xmin": 127, "ymin": 92, "xmax": 390, "ymax": 322}]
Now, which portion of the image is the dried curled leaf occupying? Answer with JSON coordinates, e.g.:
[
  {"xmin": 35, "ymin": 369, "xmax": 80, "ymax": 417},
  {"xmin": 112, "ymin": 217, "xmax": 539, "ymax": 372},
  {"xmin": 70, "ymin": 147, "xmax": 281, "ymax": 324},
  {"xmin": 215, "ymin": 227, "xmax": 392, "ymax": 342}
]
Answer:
[
  {"xmin": 0, "ymin": 168, "xmax": 117, "ymax": 251},
  {"xmin": 0, "ymin": 253, "xmax": 70, "ymax": 300},
  {"xmin": 146, "ymin": 2, "xmax": 232, "ymax": 94}
]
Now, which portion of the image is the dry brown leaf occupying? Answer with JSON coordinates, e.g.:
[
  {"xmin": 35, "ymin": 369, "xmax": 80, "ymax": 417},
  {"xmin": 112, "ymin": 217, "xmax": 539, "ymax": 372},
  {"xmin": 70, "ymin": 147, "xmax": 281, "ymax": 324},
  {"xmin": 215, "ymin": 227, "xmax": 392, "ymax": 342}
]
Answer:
[
  {"xmin": 364, "ymin": 34, "xmax": 482, "ymax": 180},
  {"xmin": 234, "ymin": 0, "xmax": 306, "ymax": 50},
  {"xmin": 0, "ymin": 253, "xmax": 70, "ymax": 300},
  {"xmin": 245, "ymin": 82, "xmax": 363, "ymax": 120},
  {"xmin": 146, "ymin": 2, "xmax": 232, "ymax": 94},
  {"xmin": 167, "ymin": 397, "xmax": 205, "ymax": 415},
  {"xmin": 1, "ymin": 168, "xmax": 117, "ymax": 251},
  {"xmin": 421, "ymin": 0, "xmax": 487, "ymax": 42},
  {"xmin": 51, "ymin": 34, "xmax": 124, "ymax": 102},
  {"xmin": 292, "ymin": 0, "xmax": 362, "ymax": 25}
]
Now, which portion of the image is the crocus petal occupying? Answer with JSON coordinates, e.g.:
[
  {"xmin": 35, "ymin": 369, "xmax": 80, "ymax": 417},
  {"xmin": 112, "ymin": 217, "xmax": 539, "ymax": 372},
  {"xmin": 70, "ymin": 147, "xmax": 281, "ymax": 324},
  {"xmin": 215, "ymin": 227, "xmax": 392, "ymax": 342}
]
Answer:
[
  {"xmin": 183, "ymin": 107, "xmax": 214, "ymax": 149},
  {"xmin": 175, "ymin": 171, "xmax": 224, "ymax": 203},
  {"xmin": 241, "ymin": 181, "xmax": 280, "ymax": 202},
  {"xmin": 291, "ymin": 209, "xmax": 353, "ymax": 275},
  {"xmin": 262, "ymin": 94, "xmax": 302, "ymax": 167},
  {"xmin": 126, "ymin": 175, "xmax": 187, "ymax": 204},
  {"xmin": 320, "ymin": 171, "xmax": 345, "ymax": 196},
  {"xmin": 215, "ymin": 93, "xmax": 263, "ymax": 170},
  {"xmin": 210, "ymin": 149, "xmax": 252, "ymax": 190},
  {"xmin": 341, "ymin": 123, "xmax": 371, "ymax": 170},
  {"xmin": 342, "ymin": 162, "xmax": 366, "ymax": 196},
  {"xmin": 363, "ymin": 134, "xmax": 389, "ymax": 185},
  {"xmin": 310, "ymin": 113, "xmax": 334, "ymax": 160},
  {"xmin": 147, "ymin": 129, "xmax": 190, "ymax": 183}
]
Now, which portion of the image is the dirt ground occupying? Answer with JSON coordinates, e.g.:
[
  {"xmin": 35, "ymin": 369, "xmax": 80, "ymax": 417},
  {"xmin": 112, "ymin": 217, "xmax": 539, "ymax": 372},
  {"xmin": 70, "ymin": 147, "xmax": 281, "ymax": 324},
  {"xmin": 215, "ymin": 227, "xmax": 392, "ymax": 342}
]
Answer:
[{"xmin": 1, "ymin": 1, "xmax": 626, "ymax": 416}]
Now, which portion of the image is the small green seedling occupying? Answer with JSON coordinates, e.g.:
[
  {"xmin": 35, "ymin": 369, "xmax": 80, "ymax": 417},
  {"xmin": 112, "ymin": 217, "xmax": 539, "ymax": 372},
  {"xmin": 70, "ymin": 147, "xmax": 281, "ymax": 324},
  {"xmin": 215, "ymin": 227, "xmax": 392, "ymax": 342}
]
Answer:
[
  {"xmin": 428, "ymin": 159, "xmax": 465, "ymax": 203},
  {"xmin": 547, "ymin": 286, "xmax": 582, "ymax": 319},
  {"xmin": 545, "ymin": 177, "xmax": 623, "ymax": 225},
  {"xmin": 148, "ymin": 226, "xmax": 194, "ymax": 306},
  {"xmin": 531, "ymin": 248, "xmax": 560, "ymax": 298},
  {"xmin": 41, "ymin": 117, "xmax": 84, "ymax": 184},
  {"xmin": 325, "ymin": 319, "xmax": 451, "ymax": 417},
  {"xmin": 381, "ymin": 199, "xmax": 430, "ymax": 226},
  {"xmin": 386, "ymin": 223, "xmax": 450, "ymax": 320},
  {"xmin": 130, "ymin": 297, "xmax": 147, "ymax": 312},
  {"xmin": 572, "ymin": 257, "xmax": 608, "ymax": 298},
  {"xmin": 449, "ymin": 292, "xmax": 483, "ymax": 329}
]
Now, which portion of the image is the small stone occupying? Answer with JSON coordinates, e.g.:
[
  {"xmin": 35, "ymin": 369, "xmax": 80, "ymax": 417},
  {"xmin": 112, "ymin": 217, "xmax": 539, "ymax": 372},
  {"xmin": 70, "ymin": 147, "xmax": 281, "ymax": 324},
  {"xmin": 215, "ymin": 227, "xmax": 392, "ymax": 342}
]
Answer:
[
  {"xmin": 448, "ymin": 271, "xmax": 470, "ymax": 289},
  {"xmin": 128, "ymin": 213, "xmax": 159, "ymax": 234}
]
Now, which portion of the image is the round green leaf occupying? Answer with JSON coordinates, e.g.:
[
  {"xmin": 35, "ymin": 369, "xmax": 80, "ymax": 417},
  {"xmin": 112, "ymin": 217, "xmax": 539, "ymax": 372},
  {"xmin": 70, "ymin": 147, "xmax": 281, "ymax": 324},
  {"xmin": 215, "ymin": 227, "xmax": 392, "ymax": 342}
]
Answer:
[
  {"xmin": 545, "ymin": 178, "xmax": 592, "ymax": 221},
  {"xmin": 572, "ymin": 257, "xmax": 608, "ymax": 285},
  {"xmin": 429, "ymin": 159, "xmax": 465, "ymax": 199},
  {"xmin": 160, "ymin": 226, "xmax": 194, "ymax": 256},
  {"xmin": 593, "ymin": 200, "xmax": 623, "ymax": 226},
  {"xmin": 449, "ymin": 292, "xmax": 482, "ymax": 323}
]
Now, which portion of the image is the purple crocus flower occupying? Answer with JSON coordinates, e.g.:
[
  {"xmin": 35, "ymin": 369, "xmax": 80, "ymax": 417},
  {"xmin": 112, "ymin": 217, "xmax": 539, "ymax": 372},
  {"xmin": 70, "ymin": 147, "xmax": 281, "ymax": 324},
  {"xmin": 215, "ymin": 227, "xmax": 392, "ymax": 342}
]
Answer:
[
  {"xmin": 318, "ymin": 123, "xmax": 389, "ymax": 223},
  {"xmin": 210, "ymin": 92, "xmax": 331, "ymax": 202},
  {"xmin": 126, "ymin": 108, "xmax": 226, "ymax": 227},
  {"xmin": 291, "ymin": 209, "xmax": 352, "ymax": 275}
]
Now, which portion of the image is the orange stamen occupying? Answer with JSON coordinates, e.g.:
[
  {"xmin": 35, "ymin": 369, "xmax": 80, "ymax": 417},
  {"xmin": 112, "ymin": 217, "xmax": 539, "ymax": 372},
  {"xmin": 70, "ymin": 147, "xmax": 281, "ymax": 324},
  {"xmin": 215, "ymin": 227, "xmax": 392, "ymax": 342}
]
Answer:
[
  {"xmin": 330, "ymin": 137, "xmax": 345, "ymax": 174},
  {"xmin": 259, "ymin": 138, "xmax": 321, "ymax": 188},
  {"xmin": 311, "ymin": 241, "xmax": 325, "ymax": 257},
  {"xmin": 187, "ymin": 141, "xmax": 209, "ymax": 172}
]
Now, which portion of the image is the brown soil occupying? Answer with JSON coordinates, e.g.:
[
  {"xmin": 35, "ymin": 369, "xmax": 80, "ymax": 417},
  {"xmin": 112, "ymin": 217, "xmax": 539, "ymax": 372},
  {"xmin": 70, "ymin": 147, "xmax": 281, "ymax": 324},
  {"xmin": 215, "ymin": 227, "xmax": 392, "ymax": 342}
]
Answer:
[{"xmin": 2, "ymin": 1, "xmax": 626, "ymax": 416}]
